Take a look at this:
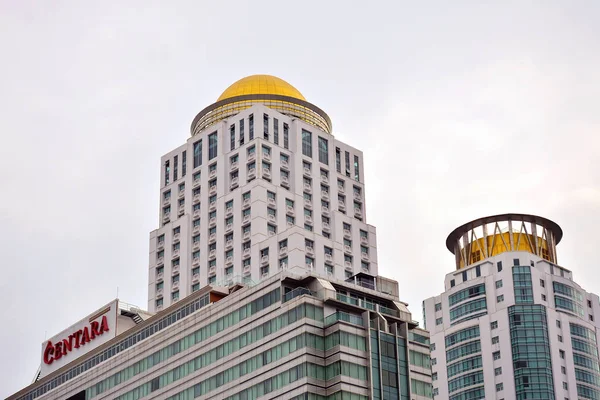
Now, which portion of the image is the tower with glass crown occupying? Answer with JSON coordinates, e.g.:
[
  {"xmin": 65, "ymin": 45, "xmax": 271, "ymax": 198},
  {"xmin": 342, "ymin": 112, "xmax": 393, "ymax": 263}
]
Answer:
[{"xmin": 423, "ymin": 213, "xmax": 600, "ymax": 400}]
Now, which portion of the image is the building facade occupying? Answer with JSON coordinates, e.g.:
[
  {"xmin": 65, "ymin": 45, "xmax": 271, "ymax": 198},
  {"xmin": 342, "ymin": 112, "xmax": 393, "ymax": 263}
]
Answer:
[
  {"xmin": 423, "ymin": 213, "xmax": 600, "ymax": 400},
  {"xmin": 9, "ymin": 76, "xmax": 432, "ymax": 400},
  {"xmin": 149, "ymin": 75, "xmax": 377, "ymax": 313}
]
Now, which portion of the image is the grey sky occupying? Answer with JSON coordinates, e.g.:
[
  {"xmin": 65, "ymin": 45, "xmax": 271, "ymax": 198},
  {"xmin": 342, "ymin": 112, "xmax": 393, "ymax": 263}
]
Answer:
[{"xmin": 1, "ymin": 1, "xmax": 599, "ymax": 397}]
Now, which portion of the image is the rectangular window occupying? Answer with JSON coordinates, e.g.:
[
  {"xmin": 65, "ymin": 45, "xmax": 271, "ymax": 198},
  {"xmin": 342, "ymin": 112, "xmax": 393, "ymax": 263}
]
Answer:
[
  {"xmin": 497, "ymin": 295, "xmax": 504, "ymax": 303},
  {"xmin": 335, "ymin": 147, "xmax": 341, "ymax": 172},
  {"xmin": 249, "ymin": 114, "xmax": 254, "ymax": 140},
  {"xmin": 208, "ymin": 132, "xmax": 218, "ymax": 160},
  {"xmin": 164, "ymin": 160, "xmax": 170, "ymax": 185},
  {"xmin": 273, "ymin": 118, "xmax": 279, "ymax": 145},
  {"xmin": 182, "ymin": 151, "xmax": 186, "ymax": 177},
  {"xmin": 263, "ymin": 113, "xmax": 269, "ymax": 140},
  {"xmin": 318, "ymin": 137, "xmax": 328, "ymax": 165},
  {"xmin": 493, "ymin": 351, "xmax": 501, "ymax": 360},
  {"xmin": 353, "ymin": 156, "xmax": 359, "ymax": 181},
  {"xmin": 491, "ymin": 321, "xmax": 498, "ymax": 329},
  {"xmin": 495, "ymin": 367, "xmax": 502, "ymax": 376},
  {"xmin": 497, "ymin": 261, "xmax": 502, "ymax": 272},
  {"xmin": 302, "ymin": 129, "xmax": 312, "ymax": 157},
  {"xmin": 173, "ymin": 155, "xmax": 178, "ymax": 181},
  {"xmin": 436, "ymin": 318, "xmax": 443, "ymax": 325},
  {"xmin": 239, "ymin": 119, "xmax": 245, "ymax": 145},
  {"xmin": 193, "ymin": 140, "xmax": 202, "ymax": 168},
  {"xmin": 283, "ymin": 123, "xmax": 289, "ymax": 149},
  {"xmin": 230, "ymin": 125, "xmax": 235, "ymax": 151},
  {"xmin": 345, "ymin": 151, "xmax": 350, "ymax": 176},
  {"xmin": 492, "ymin": 336, "xmax": 499, "ymax": 344},
  {"xmin": 496, "ymin": 280, "xmax": 503, "ymax": 288}
]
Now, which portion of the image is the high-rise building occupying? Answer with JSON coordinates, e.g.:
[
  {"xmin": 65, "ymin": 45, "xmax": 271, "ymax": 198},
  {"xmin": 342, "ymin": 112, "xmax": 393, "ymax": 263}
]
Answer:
[
  {"xmin": 9, "ymin": 76, "xmax": 432, "ymax": 400},
  {"xmin": 148, "ymin": 75, "xmax": 377, "ymax": 313},
  {"xmin": 423, "ymin": 213, "xmax": 600, "ymax": 400}
]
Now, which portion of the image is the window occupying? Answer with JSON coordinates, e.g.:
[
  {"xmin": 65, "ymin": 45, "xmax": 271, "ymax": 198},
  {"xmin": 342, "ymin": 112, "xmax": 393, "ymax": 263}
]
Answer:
[
  {"xmin": 182, "ymin": 151, "xmax": 186, "ymax": 177},
  {"xmin": 563, "ymin": 382, "xmax": 568, "ymax": 390},
  {"xmin": 286, "ymin": 215, "xmax": 295, "ymax": 225},
  {"xmin": 193, "ymin": 140, "xmax": 202, "ymax": 168},
  {"xmin": 450, "ymin": 279, "xmax": 455, "ymax": 288},
  {"xmin": 497, "ymin": 295, "xmax": 504, "ymax": 303},
  {"xmin": 435, "ymin": 303, "xmax": 442, "ymax": 312},
  {"xmin": 173, "ymin": 226, "xmax": 180, "ymax": 235},
  {"xmin": 344, "ymin": 151, "xmax": 350, "ymax": 176},
  {"xmin": 239, "ymin": 118, "xmax": 245, "ymax": 145},
  {"xmin": 164, "ymin": 160, "xmax": 170, "ymax": 185},
  {"xmin": 540, "ymin": 279, "xmax": 545, "ymax": 288},
  {"xmin": 262, "ymin": 145, "xmax": 271, "ymax": 158},
  {"xmin": 513, "ymin": 258, "xmax": 520, "ymax": 266},
  {"xmin": 496, "ymin": 280, "xmax": 503, "ymax": 289},
  {"xmin": 496, "ymin": 383, "xmax": 503, "ymax": 392},
  {"xmin": 192, "ymin": 266, "xmax": 199, "ymax": 275},
  {"xmin": 283, "ymin": 123, "xmax": 289, "ymax": 149},
  {"xmin": 263, "ymin": 114, "xmax": 269, "ymax": 139},
  {"xmin": 559, "ymin": 350, "xmax": 565, "ymax": 359},
  {"xmin": 493, "ymin": 351, "xmax": 501, "ymax": 360},
  {"xmin": 230, "ymin": 125, "xmax": 235, "ymax": 150},
  {"xmin": 285, "ymin": 198, "xmax": 294, "ymax": 207},
  {"xmin": 556, "ymin": 320, "xmax": 561, "ymax": 328},
  {"xmin": 436, "ymin": 318, "xmax": 443, "ymax": 326},
  {"xmin": 156, "ymin": 282, "xmax": 163, "ymax": 290},
  {"xmin": 156, "ymin": 298, "xmax": 163, "ymax": 307},
  {"xmin": 542, "ymin": 294, "xmax": 547, "ymax": 301},
  {"xmin": 156, "ymin": 266, "xmax": 164, "ymax": 275},
  {"xmin": 172, "ymin": 274, "xmax": 180, "ymax": 283},
  {"xmin": 273, "ymin": 118, "xmax": 279, "ymax": 144},
  {"xmin": 248, "ymin": 114, "xmax": 254, "ymax": 140},
  {"xmin": 268, "ymin": 224, "xmax": 277, "ymax": 234},
  {"xmin": 173, "ymin": 155, "xmax": 178, "ymax": 181},
  {"xmin": 192, "ymin": 283, "xmax": 200, "ymax": 292},
  {"xmin": 492, "ymin": 336, "xmax": 499, "ymax": 344},
  {"xmin": 302, "ymin": 129, "xmax": 312, "ymax": 157},
  {"xmin": 497, "ymin": 261, "xmax": 502, "ymax": 272},
  {"xmin": 561, "ymin": 366, "xmax": 566, "ymax": 374},
  {"xmin": 495, "ymin": 367, "xmax": 502, "ymax": 376},
  {"xmin": 208, "ymin": 132, "xmax": 218, "ymax": 160},
  {"xmin": 163, "ymin": 190, "xmax": 171, "ymax": 200},
  {"xmin": 193, "ymin": 171, "xmax": 200, "ymax": 182},
  {"xmin": 318, "ymin": 137, "xmax": 328, "ymax": 164},
  {"xmin": 335, "ymin": 147, "xmax": 341, "ymax": 172},
  {"xmin": 305, "ymin": 256, "xmax": 314, "ymax": 267},
  {"xmin": 353, "ymin": 155, "xmax": 359, "ymax": 181},
  {"xmin": 476, "ymin": 265, "xmax": 481, "ymax": 277},
  {"xmin": 588, "ymin": 299, "xmax": 593, "ymax": 308},
  {"xmin": 558, "ymin": 335, "xmax": 563, "ymax": 342}
]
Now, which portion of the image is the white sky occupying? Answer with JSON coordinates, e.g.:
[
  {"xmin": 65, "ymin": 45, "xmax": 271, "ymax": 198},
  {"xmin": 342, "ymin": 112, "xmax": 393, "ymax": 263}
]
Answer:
[{"xmin": 1, "ymin": 1, "xmax": 599, "ymax": 397}]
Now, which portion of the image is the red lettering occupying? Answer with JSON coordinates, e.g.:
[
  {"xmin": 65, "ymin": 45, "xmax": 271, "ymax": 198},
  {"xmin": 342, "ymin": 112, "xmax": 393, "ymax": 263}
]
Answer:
[
  {"xmin": 100, "ymin": 315, "xmax": 109, "ymax": 334},
  {"xmin": 54, "ymin": 342, "xmax": 63, "ymax": 360},
  {"xmin": 43, "ymin": 342, "xmax": 54, "ymax": 365},
  {"xmin": 90, "ymin": 321, "xmax": 100, "ymax": 338},
  {"xmin": 62, "ymin": 336, "xmax": 73, "ymax": 354},
  {"xmin": 73, "ymin": 330, "xmax": 82, "ymax": 348},
  {"xmin": 81, "ymin": 327, "xmax": 90, "ymax": 345}
]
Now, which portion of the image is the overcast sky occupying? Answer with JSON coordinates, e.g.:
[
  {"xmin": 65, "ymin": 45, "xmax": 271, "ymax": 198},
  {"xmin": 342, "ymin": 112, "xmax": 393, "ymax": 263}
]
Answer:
[{"xmin": 1, "ymin": 1, "xmax": 599, "ymax": 397}]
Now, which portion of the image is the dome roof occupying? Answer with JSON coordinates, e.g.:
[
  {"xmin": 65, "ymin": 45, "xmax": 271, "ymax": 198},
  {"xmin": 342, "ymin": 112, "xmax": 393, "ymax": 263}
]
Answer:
[{"xmin": 217, "ymin": 75, "xmax": 306, "ymax": 102}]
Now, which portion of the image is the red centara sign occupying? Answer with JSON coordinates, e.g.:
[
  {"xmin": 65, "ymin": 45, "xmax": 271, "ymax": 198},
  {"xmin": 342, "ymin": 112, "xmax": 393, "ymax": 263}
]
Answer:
[{"xmin": 43, "ymin": 315, "xmax": 110, "ymax": 365}]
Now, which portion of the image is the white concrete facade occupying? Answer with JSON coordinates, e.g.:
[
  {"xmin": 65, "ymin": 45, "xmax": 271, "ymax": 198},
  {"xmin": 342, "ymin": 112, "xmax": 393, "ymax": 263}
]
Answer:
[
  {"xmin": 424, "ymin": 251, "xmax": 600, "ymax": 400},
  {"xmin": 148, "ymin": 103, "xmax": 378, "ymax": 313}
]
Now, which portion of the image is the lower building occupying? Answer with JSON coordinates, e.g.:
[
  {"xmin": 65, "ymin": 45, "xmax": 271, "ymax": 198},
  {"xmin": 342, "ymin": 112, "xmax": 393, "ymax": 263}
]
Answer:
[
  {"xmin": 9, "ymin": 269, "xmax": 432, "ymax": 400},
  {"xmin": 423, "ymin": 213, "xmax": 600, "ymax": 400}
]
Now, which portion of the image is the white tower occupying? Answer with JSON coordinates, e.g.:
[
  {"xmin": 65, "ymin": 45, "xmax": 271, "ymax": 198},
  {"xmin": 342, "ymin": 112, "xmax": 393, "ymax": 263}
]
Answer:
[
  {"xmin": 423, "ymin": 213, "xmax": 600, "ymax": 400},
  {"xmin": 148, "ymin": 75, "xmax": 379, "ymax": 312}
]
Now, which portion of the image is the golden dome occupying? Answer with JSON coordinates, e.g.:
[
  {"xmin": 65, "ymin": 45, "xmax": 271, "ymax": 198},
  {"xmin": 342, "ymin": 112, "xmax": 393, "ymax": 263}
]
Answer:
[{"xmin": 217, "ymin": 75, "xmax": 306, "ymax": 102}]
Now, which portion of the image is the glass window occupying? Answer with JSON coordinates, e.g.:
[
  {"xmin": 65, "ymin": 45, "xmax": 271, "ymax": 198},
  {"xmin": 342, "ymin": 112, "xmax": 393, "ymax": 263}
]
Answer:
[
  {"xmin": 318, "ymin": 137, "xmax": 328, "ymax": 165},
  {"xmin": 164, "ymin": 160, "xmax": 170, "ymax": 185},
  {"xmin": 249, "ymin": 114, "xmax": 254, "ymax": 140},
  {"xmin": 302, "ymin": 129, "xmax": 312, "ymax": 157},
  {"xmin": 182, "ymin": 151, "xmax": 186, "ymax": 177},
  {"xmin": 230, "ymin": 125, "xmax": 235, "ymax": 151},
  {"xmin": 335, "ymin": 147, "xmax": 341, "ymax": 172},
  {"xmin": 263, "ymin": 114, "xmax": 269, "ymax": 140},
  {"xmin": 193, "ymin": 140, "xmax": 202, "ymax": 168},
  {"xmin": 283, "ymin": 123, "xmax": 289, "ymax": 149},
  {"xmin": 208, "ymin": 132, "xmax": 218, "ymax": 160},
  {"xmin": 273, "ymin": 118, "xmax": 279, "ymax": 144},
  {"xmin": 239, "ymin": 119, "xmax": 245, "ymax": 145}
]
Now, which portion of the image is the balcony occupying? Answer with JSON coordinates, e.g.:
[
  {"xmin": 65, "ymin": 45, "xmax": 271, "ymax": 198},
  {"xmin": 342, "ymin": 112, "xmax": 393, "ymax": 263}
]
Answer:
[
  {"xmin": 305, "ymin": 199, "xmax": 312, "ymax": 209},
  {"xmin": 242, "ymin": 214, "xmax": 251, "ymax": 224},
  {"xmin": 193, "ymin": 194, "xmax": 201, "ymax": 204},
  {"xmin": 242, "ymin": 248, "xmax": 251, "ymax": 258},
  {"xmin": 157, "ymin": 241, "xmax": 165, "ymax": 250},
  {"xmin": 193, "ymin": 179, "xmax": 201, "ymax": 188},
  {"xmin": 267, "ymin": 197, "xmax": 276, "ymax": 206},
  {"xmin": 230, "ymin": 177, "xmax": 239, "ymax": 188},
  {"xmin": 305, "ymin": 215, "xmax": 313, "ymax": 225},
  {"xmin": 354, "ymin": 192, "xmax": 362, "ymax": 202},
  {"xmin": 173, "ymin": 233, "xmax": 180, "ymax": 242},
  {"xmin": 320, "ymin": 175, "xmax": 328, "ymax": 184},
  {"xmin": 192, "ymin": 257, "xmax": 200, "ymax": 266},
  {"xmin": 156, "ymin": 257, "xmax": 164, "ymax": 266},
  {"xmin": 178, "ymin": 190, "xmax": 185, "ymax": 199},
  {"xmin": 193, "ymin": 225, "xmax": 201, "ymax": 233},
  {"xmin": 267, "ymin": 214, "xmax": 276, "ymax": 223},
  {"xmin": 325, "ymin": 253, "xmax": 333, "ymax": 264},
  {"xmin": 243, "ymin": 264, "xmax": 251, "ymax": 272},
  {"xmin": 209, "ymin": 266, "xmax": 216, "ymax": 275},
  {"xmin": 321, "ymin": 192, "xmax": 330, "ymax": 201},
  {"xmin": 230, "ymin": 161, "xmax": 238, "ymax": 171},
  {"xmin": 324, "ymin": 311, "xmax": 363, "ymax": 327},
  {"xmin": 263, "ymin": 168, "xmax": 271, "ymax": 179},
  {"xmin": 156, "ymin": 288, "xmax": 163, "ymax": 297},
  {"xmin": 303, "ymin": 166, "xmax": 311, "ymax": 176},
  {"xmin": 208, "ymin": 249, "xmax": 216, "ymax": 260},
  {"xmin": 172, "ymin": 249, "xmax": 180, "ymax": 258},
  {"xmin": 242, "ymin": 198, "xmax": 251, "ymax": 209},
  {"xmin": 360, "ymin": 236, "xmax": 368, "ymax": 245},
  {"xmin": 209, "ymin": 217, "xmax": 217, "ymax": 227},
  {"xmin": 192, "ymin": 274, "xmax": 199, "ymax": 282},
  {"xmin": 286, "ymin": 205, "xmax": 295, "ymax": 216},
  {"xmin": 178, "ymin": 207, "xmax": 184, "ymax": 216},
  {"xmin": 162, "ymin": 213, "xmax": 170, "ymax": 222},
  {"xmin": 209, "ymin": 185, "xmax": 217, "ymax": 195},
  {"xmin": 156, "ymin": 272, "xmax": 164, "ymax": 281},
  {"xmin": 279, "ymin": 261, "xmax": 288, "ymax": 269},
  {"xmin": 263, "ymin": 152, "xmax": 271, "ymax": 161},
  {"xmin": 344, "ymin": 245, "xmax": 352, "ymax": 254},
  {"xmin": 193, "ymin": 241, "xmax": 200, "ymax": 250},
  {"xmin": 243, "ymin": 231, "xmax": 251, "ymax": 240},
  {"xmin": 281, "ymin": 175, "xmax": 289, "ymax": 187},
  {"xmin": 281, "ymin": 159, "xmax": 289, "ymax": 169},
  {"xmin": 261, "ymin": 255, "xmax": 269, "ymax": 265},
  {"xmin": 261, "ymin": 272, "xmax": 269, "ymax": 279},
  {"xmin": 279, "ymin": 246, "xmax": 287, "ymax": 256},
  {"xmin": 323, "ymin": 222, "xmax": 330, "ymax": 231},
  {"xmin": 225, "ymin": 223, "xmax": 233, "ymax": 233},
  {"xmin": 283, "ymin": 287, "xmax": 314, "ymax": 303},
  {"xmin": 338, "ymin": 184, "xmax": 345, "ymax": 193},
  {"xmin": 209, "ymin": 233, "xmax": 216, "ymax": 243},
  {"xmin": 209, "ymin": 202, "xmax": 216, "ymax": 212},
  {"xmin": 172, "ymin": 265, "xmax": 180, "ymax": 274},
  {"xmin": 172, "ymin": 281, "xmax": 179, "ymax": 289},
  {"xmin": 354, "ymin": 208, "xmax": 362, "ymax": 218},
  {"xmin": 225, "ymin": 239, "xmax": 233, "ymax": 249},
  {"xmin": 361, "ymin": 252, "xmax": 369, "ymax": 261},
  {"xmin": 226, "ymin": 256, "xmax": 233, "ymax": 265},
  {"xmin": 247, "ymin": 168, "xmax": 256, "ymax": 180},
  {"xmin": 303, "ymin": 183, "xmax": 312, "ymax": 193},
  {"xmin": 162, "ymin": 198, "xmax": 170, "ymax": 207},
  {"xmin": 338, "ymin": 201, "xmax": 346, "ymax": 212},
  {"xmin": 225, "ymin": 207, "xmax": 233, "ymax": 217},
  {"xmin": 193, "ymin": 209, "xmax": 201, "ymax": 218},
  {"xmin": 306, "ymin": 246, "xmax": 314, "ymax": 256},
  {"xmin": 344, "ymin": 261, "xmax": 352, "ymax": 270},
  {"xmin": 247, "ymin": 152, "xmax": 256, "ymax": 162},
  {"xmin": 343, "ymin": 229, "xmax": 351, "ymax": 239}
]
